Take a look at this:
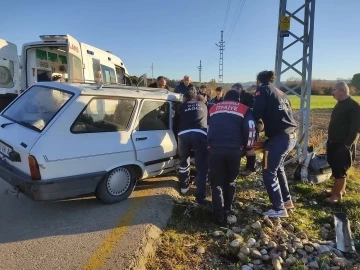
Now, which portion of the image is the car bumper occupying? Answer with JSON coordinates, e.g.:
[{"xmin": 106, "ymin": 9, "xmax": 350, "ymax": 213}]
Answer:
[{"xmin": 0, "ymin": 159, "xmax": 105, "ymax": 201}]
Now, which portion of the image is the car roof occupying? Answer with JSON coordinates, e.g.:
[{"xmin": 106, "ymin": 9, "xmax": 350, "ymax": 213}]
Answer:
[{"xmin": 33, "ymin": 82, "xmax": 182, "ymax": 102}]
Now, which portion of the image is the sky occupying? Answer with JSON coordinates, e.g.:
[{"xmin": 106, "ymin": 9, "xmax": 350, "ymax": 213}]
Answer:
[{"xmin": 2, "ymin": 0, "xmax": 360, "ymax": 83}]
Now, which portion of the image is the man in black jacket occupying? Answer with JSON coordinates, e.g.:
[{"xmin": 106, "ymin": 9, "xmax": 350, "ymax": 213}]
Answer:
[
  {"xmin": 174, "ymin": 75, "xmax": 196, "ymax": 95},
  {"xmin": 147, "ymin": 76, "xmax": 170, "ymax": 90},
  {"xmin": 211, "ymin": 87, "xmax": 223, "ymax": 104},
  {"xmin": 231, "ymin": 83, "xmax": 258, "ymax": 176},
  {"xmin": 208, "ymin": 89, "xmax": 255, "ymax": 224}
]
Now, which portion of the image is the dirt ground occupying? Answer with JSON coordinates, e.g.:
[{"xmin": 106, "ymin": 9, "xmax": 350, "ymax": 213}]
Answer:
[{"xmin": 309, "ymin": 109, "xmax": 360, "ymax": 168}]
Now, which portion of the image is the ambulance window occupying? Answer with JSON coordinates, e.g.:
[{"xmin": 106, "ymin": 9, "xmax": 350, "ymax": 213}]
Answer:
[
  {"xmin": 138, "ymin": 100, "xmax": 170, "ymax": 131},
  {"xmin": 71, "ymin": 98, "xmax": 136, "ymax": 133},
  {"xmin": 0, "ymin": 59, "xmax": 15, "ymax": 88},
  {"xmin": 101, "ymin": 65, "xmax": 116, "ymax": 84},
  {"xmin": 68, "ymin": 54, "xmax": 83, "ymax": 83}
]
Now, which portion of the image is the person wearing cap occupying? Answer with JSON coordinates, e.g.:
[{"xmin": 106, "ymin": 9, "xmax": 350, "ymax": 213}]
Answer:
[
  {"xmin": 207, "ymin": 90, "xmax": 256, "ymax": 225},
  {"xmin": 211, "ymin": 87, "xmax": 224, "ymax": 104},
  {"xmin": 252, "ymin": 70, "xmax": 297, "ymax": 218},
  {"xmin": 231, "ymin": 83, "xmax": 258, "ymax": 176},
  {"xmin": 148, "ymin": 76, "xmax": 170, "ymax": 90},
  {"xmin": 175, "ymin": 87, "xmax": 208, "ymax": 205},
  {"xmin": 198, "ymin": 85, "xmax": 211, "ymax": 104}
]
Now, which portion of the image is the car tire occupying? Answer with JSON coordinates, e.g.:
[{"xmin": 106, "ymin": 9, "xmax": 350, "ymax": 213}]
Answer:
[{"xmin": 95, "ymin": 166, "xmax": 136, "ymax": 204}]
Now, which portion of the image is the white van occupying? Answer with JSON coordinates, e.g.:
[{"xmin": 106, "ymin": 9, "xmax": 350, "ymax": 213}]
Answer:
[
  {"xmin": 0, "ymin": 82, "xmax": 181, "ymax": 203},
  {"xmin": 0, "ymin": 34, "xmax": 131, "ymax": 110}
]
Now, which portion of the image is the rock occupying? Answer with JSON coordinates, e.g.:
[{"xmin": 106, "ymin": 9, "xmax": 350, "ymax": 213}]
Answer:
[
  {"xmin": 293, "ymin": 241, "xmax": 303, "ymax": 249},
  {"xmin": 245, "ymin": 225, "xmax": 251, "ymax": 231},
  {"xmin": 316, "ymin": 245, "xmax": 331, "ymax": 254},
  {"xmin": 260, "ymin": 249, "xmax": 267, "ymax": 255},
  {"xmin": 292, "ymin": 196, "xmax": 297, "ymax": 202},
  {"xmin": 277, "ymin": 244, "xmax": 287, "ymax": 252},
  {"xmin": 272, "ymin": 258, "xmax": 282, "ymax": 270},
  {"xmin": 332, "ymin": 257, "xmax": 348, "ymax": 268},
  {"xmin": 247, "ymin": 205, "xmax": 255, "ymax": 212},
  {"xmin": 254, "ymin": 242, "xmax": 261, "ymax": 248},
  {"xmin": 248, "ymin": 238, "xmax": 256, "ymax": 246},
  {"xmin": 288, "ymin": 247, "xmax": 295, "ymax": 254},
  {"xmin": 286, "ymin": 224, "xmax": 295, "ymax": 233},
  {"xmin": 233, "ymin": 233, "xmax": 243, "ymax": 241},
  {"xmin": 328, "ymin": 247, "xmax": 344, "ymax": 258},
  {"xmin": 281, "ymin": 251, "xmax": 287, "ymax": 260},
  {"xmin": 231, "ymin": 239, "xmax": 243, "ymax": 248},
  {"xmin": 285, "ymin": 256, "xmax": 296, "ymax": 266},
  {"xmin": 241, "ymin": 265, "xmax": 252, "ymax": 270},
  {"xmin": 308, "ymin": 261, "xmax": 319, "ymax": 269},
  {"xmin": 268, "ymin": 241, "xmax": 277, "ymax": 249},
  {"xmin": 232, "ymin": 226, "xmax": 241, "ymax": 233},
  {"xmin": 226, "ymin": 229, "xmax": 234, "ymax": 237},
  {"xmin": 227, "ymin": 215, "xmax": 237, "ymax": 224},
  {"xmin": 234, "ymin": 201, "xmax": 243, "ymax": 208},
  {"xmin": 251, "ymin": 221, "xmax": 262, "ymax": 230},
  {"xmin": 259, "ymin": 239, "xmax": 269, "ymax": 246},
  {"xmin": 253, "ymin": 259, "xmax": 262, "ymax": 265},
  {"xmin": 330, "ymin": 267, "xmax": 340, "ymax": 270},
  {"xmin": 258, "ymin": 198, "xmax": 267, "ymax": 203},
  {"xmin": 263, "ymin": 255, "xmax": 270, "ymax": 261},
  {"xmin": 212, "ymin": 231, "xmax": 225, "ymax": 237},
  {"xmin": 296, "ymin": 249, "xmax": 307, "ymax": 257},
  {"xmin": 238, "ymin": 252, "xmax": 249, "ymax": 262},
  {"xmin": 240, "ymin": 246, "xmax": 251, "ymax": 256},
  {"xmin": 297, "ymin": 231, "xmax": 308, "ymax": 239},
  {"xmin": 301, "ymin": 258, "xmax": 308, "ymax": 265},
  {"xmin": 304, "ymin": 245, "xmax": 314, "ymax": 253},
  {"xmin": 250, "ymin": 249, "xmax": 263, "ymax": 260},
  {"xmin": 196, "ymin": 246, "xmax": 205, "ymax": 254},
  {"xmin": 264, "ymin": 218, "xmax": 274, "ymax": 228},
  {"xmin": 323, "ymin": 223, "xmax": 332, "ymax": 229}
]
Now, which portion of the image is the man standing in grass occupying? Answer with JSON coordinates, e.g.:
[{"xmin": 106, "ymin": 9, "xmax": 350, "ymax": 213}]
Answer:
[{"xmin": 325, "ymin": 81, "xmax": 360, "ymax": 204}]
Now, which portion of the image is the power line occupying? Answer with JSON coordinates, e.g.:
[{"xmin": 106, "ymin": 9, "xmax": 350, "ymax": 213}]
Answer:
[
  {"xmin": 227, "ymin": 0, "xmax": 247, "ymax": 44},
  {"xmin": 222, "ymin": 0, "xmax": 232, "ymax": 31}
]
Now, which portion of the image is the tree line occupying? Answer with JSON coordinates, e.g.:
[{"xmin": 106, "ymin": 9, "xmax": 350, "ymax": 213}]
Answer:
[{"xmin": 129, "ymin": 73, "xmax": 360, "ymax": 96}]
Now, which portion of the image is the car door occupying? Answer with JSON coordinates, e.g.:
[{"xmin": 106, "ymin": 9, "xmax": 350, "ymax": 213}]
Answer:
[{"xmin": 131, "ymin": 99, "xmax": 177, "ymax": 175}]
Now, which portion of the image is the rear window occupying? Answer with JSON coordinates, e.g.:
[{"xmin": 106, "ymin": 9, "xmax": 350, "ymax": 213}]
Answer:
[{"xmin": 1, "ymin": 85, "xmax": 73, "ymax": 132}]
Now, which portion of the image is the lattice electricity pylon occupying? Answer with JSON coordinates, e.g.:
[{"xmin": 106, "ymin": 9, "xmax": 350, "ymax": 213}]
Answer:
[
  {"xmin": 216, "ymin": 31, "xmax": 225, "ymax": 85},
  {"xmin": 274, "ymin": 0, "xmax": 316, "ymax": 165}
]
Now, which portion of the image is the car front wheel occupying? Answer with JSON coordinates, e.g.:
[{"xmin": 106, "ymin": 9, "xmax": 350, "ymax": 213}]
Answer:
[{"xmin": 95, "ymin": 166, "xmax": 136, "ymax": 204}]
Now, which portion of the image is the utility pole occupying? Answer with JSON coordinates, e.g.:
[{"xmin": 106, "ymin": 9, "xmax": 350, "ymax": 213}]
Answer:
[
  {"xmin": 215, "ymin": 30, "xmax": 225, "ymax": 85},
  {"xmin": 197, "ymin": 60, "xmax": 202, "ymax": 86},
  {"xmin": 151, "ymin": 63, "xmax": 154, "ymax": 83}
]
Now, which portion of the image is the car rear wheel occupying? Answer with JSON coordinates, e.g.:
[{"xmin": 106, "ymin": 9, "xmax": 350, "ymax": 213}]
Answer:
[{"xmin": 95, "ymin": 166, "xmax": 136, "ymax": 204}]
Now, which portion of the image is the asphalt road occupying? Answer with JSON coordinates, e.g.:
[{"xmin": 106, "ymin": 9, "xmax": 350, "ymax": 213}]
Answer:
[{"xmin": 0, "ymin": 174, "xmax": 179, "ymax": 270}]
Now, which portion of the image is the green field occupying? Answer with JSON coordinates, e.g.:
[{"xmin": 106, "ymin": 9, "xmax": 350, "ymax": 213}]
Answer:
[{"xmin": 288, "ymin": 95, "xmax": 360, "ymax": 109}]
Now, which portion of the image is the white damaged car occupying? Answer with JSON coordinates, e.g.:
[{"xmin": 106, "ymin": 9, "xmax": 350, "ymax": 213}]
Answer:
[{"xmin": 0, "ymin": 82, "xmax": 181, "ymax": 203}]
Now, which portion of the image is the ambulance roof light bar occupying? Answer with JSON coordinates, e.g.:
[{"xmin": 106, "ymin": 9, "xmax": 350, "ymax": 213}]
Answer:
[{"xmin": 39, "ymin": 35, "xmax": 68, "ymax": 42}]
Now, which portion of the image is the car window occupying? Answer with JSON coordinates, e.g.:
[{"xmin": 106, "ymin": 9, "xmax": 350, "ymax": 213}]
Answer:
[
  {"xmin": 1, "ymin": 85, "xmax": 73, "ymax": 132},
  {"xmin": 71, "ymin": 98, "xmax": 136, "ymax": 133},
  {"xmin": 138, "ymin": 100, "xmax": 170, "ymax": 131}
]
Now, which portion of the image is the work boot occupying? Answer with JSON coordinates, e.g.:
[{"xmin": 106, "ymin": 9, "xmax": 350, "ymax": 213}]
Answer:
[
  {"xmin": 240, "ymin": 155, "xmax": 256, "ymax": 176},
  {"xmin": 325, "ymin": 178, "xmax": 346, "ymax": 204}
]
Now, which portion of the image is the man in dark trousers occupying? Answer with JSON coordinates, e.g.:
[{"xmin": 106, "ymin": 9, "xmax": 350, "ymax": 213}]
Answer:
[
  {"xmin": 253, "ymin": 70, "xmax": 297, "ymax": 218},
  {"xmin": 174, "ymin": 75, "xmax": 196, "ymax": 95},
  {"xmin": 148, "ymin": 76, "xmax": 170, "ymax": 90},
  {"xmin": 207, "ymin": 90, "xmax": 256, "ymax": 224},
  {"xmin": 231, "ymin": 83, "xmax": 258, "ymax": 176},
  {"xmin": 325, "ymin": 81, "xmax": 360, "ymax": 203},
  {"xmin": 176, "ymin": 88, "xmax": 208, "ymax": 205},
  {"xmin": 211, "ymin": 87, "xmax": 224, "ymax": 104}
]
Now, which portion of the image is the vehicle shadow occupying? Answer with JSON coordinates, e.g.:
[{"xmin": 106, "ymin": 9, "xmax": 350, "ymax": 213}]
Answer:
[{"xmin": 0, "ymin": 175, "xmax": 180, "ymax": 244}]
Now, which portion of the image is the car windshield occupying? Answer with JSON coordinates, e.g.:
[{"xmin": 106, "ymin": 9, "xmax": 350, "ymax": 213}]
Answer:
[{"xmin": 1, "ymin": 85, "xmax": 73, "ymax": 132}]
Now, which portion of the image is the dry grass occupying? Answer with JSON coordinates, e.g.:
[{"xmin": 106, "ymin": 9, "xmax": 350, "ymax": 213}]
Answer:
[{"xmin": 146, "ymin": 109, "xmax": 360, "ymax": 270}]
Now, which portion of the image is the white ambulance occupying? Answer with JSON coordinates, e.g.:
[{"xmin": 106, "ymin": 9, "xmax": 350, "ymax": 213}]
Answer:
[{"xmin": 0, "ymin": 34, "xmax": 131, "ymax": 110}]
